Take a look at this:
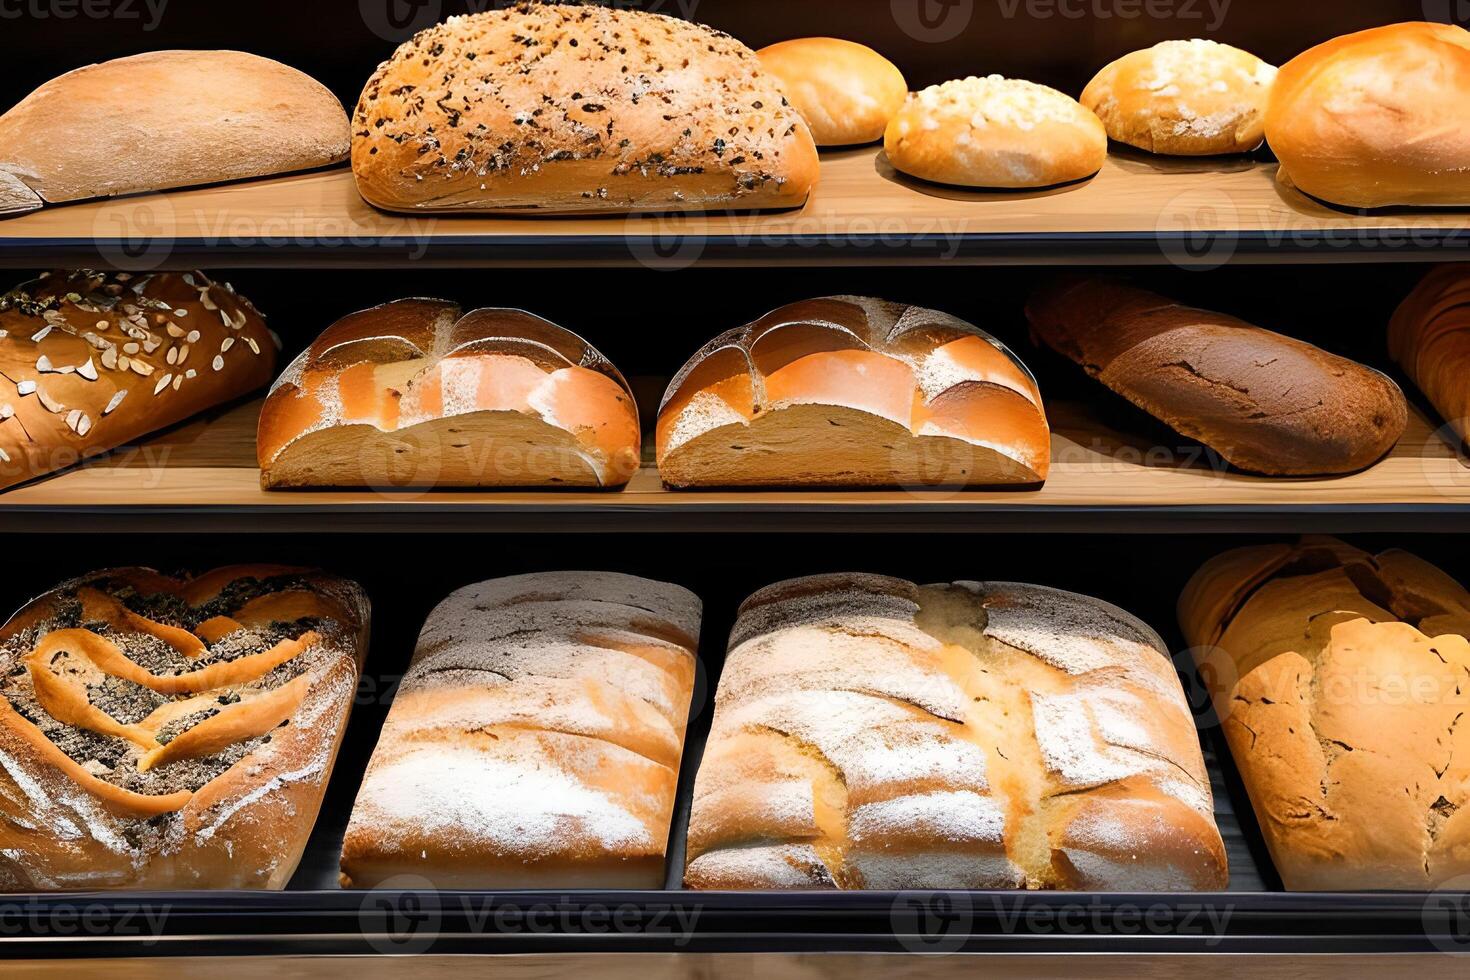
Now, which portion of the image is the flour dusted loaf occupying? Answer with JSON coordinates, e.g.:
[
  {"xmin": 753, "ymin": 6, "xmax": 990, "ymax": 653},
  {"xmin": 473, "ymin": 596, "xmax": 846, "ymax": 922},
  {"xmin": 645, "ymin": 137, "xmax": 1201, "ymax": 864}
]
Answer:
[
  {"xmin": 1027, "ymin": 278, "xmax": 1406, "ymax": 476},
  {"xmin": 684, "ymin": 573, "xmax": 1225, "ymax": 890},
  {"xmin": 756, "ymin": 38, "xmax": 907, "ymax": 146},
  {"xmin": 1081, "ymin": 39, "xmax": 1276, "ymax": 155},
  {"xmin": 257, "ymin": 299, "xmax": 639, "ymax": 489},
  {"xmin": 1389, "ymin": 265, "xmax": 1470, "ymax": 448},
  {"xmin": 656, "ymin": 296, "xmax": 1049, "ymax": 488},
  {"xmin": 0, "ymin": 51, "xmax": 349, "ymax": 215},
  {"xmin": 1180, "ymin": 537, "xmax": 1470, "ymax": 890},
  {"xmin": 352, "ymin": 3, "xmax": 819, "ymax": 214},
  {"xmin": 1, "ymin": 270, "xmax": 277, "ymax": 491},
  {"xmin": 884, "ymin": 75, "xmax": 1106, "ymax": 188},
  {"xmin": 1265, "ymin": 23, "xmax": 1470, "ymax": 209},
  {"xmin": 340, "ymin": 572, "xmax": 700, "ymax": 888},
  {"xmin": 0, "ymin": 565, "xmax": 368, "ymax": 890}
]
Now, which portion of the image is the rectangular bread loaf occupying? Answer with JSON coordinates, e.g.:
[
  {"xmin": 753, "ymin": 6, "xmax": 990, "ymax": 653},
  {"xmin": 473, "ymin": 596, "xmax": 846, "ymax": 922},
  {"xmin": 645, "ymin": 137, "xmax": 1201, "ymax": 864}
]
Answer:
[
  {"xmin": 340, "ymin": 571, "xmax": 701, "ymax": 888},
  {"xmin": 684, "ymin": 573, "xmax": 1226, "ymax": 890},
  {"xmin": 0, "ymin": 565, "xmax": 369, "ymax": 890}
]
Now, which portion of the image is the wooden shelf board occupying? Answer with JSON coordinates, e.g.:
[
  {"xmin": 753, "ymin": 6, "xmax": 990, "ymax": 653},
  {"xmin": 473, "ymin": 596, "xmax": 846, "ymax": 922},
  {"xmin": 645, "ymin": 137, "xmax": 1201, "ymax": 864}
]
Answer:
[
  {"xmin": 1, "ymin": 399, "xmax": 1466, "ymax": 532},
  {"xmin": 1, "ymin": 150, "xmax": 1466, "ymax": 267}
]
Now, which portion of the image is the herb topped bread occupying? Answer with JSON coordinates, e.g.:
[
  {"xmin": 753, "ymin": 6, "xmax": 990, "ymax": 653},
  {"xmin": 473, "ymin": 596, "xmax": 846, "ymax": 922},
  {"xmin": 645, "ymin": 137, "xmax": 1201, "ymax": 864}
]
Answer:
[{"xmin": 0, "ymin": 565, "xmax": 368, "ymax": 890}]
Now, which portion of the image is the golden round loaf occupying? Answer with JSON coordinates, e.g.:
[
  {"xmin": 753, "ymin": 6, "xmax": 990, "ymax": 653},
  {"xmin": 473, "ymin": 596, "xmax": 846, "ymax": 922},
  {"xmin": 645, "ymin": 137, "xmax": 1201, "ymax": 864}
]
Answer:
[
  {"xmin": 884, "ymin": 75, "xmax": 1106, "ymax": 188},
  {"xmin": 757, "ymin": 38, "xmax": 907, "ymax": 146},
  {"xmin": 1265, "ymin": 22, "xmax": 1470, "ymax": 208},
  {"xmin": 1081, "ymin": 39, "xmax": 1276, "ymax": 155}
]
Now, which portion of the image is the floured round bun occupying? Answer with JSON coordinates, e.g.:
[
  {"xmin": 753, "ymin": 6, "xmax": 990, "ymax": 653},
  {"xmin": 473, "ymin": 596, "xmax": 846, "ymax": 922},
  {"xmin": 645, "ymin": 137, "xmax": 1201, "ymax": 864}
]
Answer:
[
  {"xmin": 757, "ymin": 38, "xmax": 907, "ymax": 146},
  {"xmin": 1266, "ymin": 22, "xmax": 1470, "ymax": 208},
  {"xmin": 884, "ymin": 75, "xmax": 1106, "ymax": 188},
  {"xmin": 1081, "ymin": 39, "xmax": 1276, "ymax": 155}
]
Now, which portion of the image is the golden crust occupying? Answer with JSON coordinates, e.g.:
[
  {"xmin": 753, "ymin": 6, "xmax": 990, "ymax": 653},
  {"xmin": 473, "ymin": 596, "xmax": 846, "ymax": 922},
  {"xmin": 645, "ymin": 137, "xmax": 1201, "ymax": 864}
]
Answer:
[
  {"xmin": 1389, "ymin": 265, "xmax": 1470, "ymax": 448},
  {"xmin": 757, "ymin": 38, "xmax": 907, "ymax": 146}
]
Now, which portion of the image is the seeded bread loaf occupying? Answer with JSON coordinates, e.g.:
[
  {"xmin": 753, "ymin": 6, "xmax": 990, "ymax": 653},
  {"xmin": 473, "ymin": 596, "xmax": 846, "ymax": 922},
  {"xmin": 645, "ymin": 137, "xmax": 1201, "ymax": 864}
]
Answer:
[
  {"xmin": 1026, "ymin": 278, "xmax": 1407, "ymax": 476},
  {"xmin": 0, "ymin": 51, "xmax": 349, "ymax": 216},
  {"xmin": 1179, "ymin": 537, "xmax": 1470, "ymax": 890},
  {"xmin": 0, "ymin": 565, "xmax": 369, "ymax": 890},
  {"xmin": 257, "ymin": 299, "xmax": 639, "ymax": 489},
  {"xmin": 0, "ymin": 271, "xmax": 278, "ymax": 491},
  {"xmin": 685, "ymin": 573, "xmax": 1226, "ymax": 890},
  {"xmin": 656, "ymin": 296, "xmax": 1050, "ymax": 488},
  {"xmin": 340, "ymin": 572, "xmax": 701, "ymax": 888},
  {"xmin": 1389, "ymin": 265, "xmax": 1470, "ymax": 448},
  {"xmin": 351, "ymin": 4, "xmax": 819, "ymax": 214}
]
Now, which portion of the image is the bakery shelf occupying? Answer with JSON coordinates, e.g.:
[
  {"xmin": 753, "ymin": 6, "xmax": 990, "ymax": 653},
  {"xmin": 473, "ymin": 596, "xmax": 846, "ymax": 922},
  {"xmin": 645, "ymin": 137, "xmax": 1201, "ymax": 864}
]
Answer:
[
  {"xmin": 2, "ymin": 151, "xmax": 1467, "ymax": 269},
  {"xmin": 1, "ymin": 398, "xmax": 1465, "ymax": 533}
]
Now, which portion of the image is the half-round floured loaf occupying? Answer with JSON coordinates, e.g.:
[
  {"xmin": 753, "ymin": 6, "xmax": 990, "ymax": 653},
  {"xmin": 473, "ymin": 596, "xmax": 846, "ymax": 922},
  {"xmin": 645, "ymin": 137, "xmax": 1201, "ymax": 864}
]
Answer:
[
  {"xmin": 1265, "ymin": 22, "xmax": 1470, "ymax": 208},
  {"xmin": 257, "ymin": 299, "xmax": 640, "ymax": 489},
  {"xmin": 352, "ymin": 4, "xmax": 819, "ymax": 214},
  {"xmin": 685, "ymin": 573, "xmax": 1226, "ymax": 890},
  {"xmin": 1389, "ymin": 265, "xmax": 1470, "ymax": 448},
  {"xmin": 1179, "ymin": 538, "xmax": 1470, "ymax": 890},
  {"xmin": 0, "ymin": 51, "xmax": 349, "ymax": 215},
  {"xmin": 656, "ymin": 296, "xmax": 1050, "ymax": 488},
  {"xmin": 1081, "ymin": 39, "xmax": 1276, "ymax": 155}
]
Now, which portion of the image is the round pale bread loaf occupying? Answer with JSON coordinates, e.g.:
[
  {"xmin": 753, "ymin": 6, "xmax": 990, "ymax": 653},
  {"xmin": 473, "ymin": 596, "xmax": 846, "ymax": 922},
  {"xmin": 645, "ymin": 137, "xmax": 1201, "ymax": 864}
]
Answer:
[
  {"xmin": 1265, "ymin": 22, "xmax": 1470, "ymax": 208},
  {"xmin": 1081, "ymin": 39, "xmax": 1276, "ymax": 155},
  {"xmin": 757, "ymin": 38, "xmax": 907, "ymax": 146},
  {"xmin": 884, "ymin": 75, "xmax": 1106, "ymax": 188}
]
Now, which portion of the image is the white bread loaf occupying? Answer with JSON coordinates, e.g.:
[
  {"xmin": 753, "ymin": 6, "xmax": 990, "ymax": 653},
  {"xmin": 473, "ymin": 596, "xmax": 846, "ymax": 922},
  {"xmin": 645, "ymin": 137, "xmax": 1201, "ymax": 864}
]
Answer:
[
  {"xmin": 1, "ymin": 270, "xmax": 278, "ymax": 491},
  {"xmin": 756, "ymin": 38, "xmax": 907, "ymax": 146},
  {"xmin": 340, "ymin": 572, "xmax": 701, "ymax": 888},
  {"xmin": 685, "ymin": 573, "xmax": 1226, "ymax": 890},
  {"xmin": 351, "ymin": 4, "xmax": 819, "ymax": 214},
  {"xmin": 656, "ymin": 296, "xmax": 1049, "ymax": 488},
  {"xmin": 1180, "ymin": 537, "xmax": 1470, "ymax": 891},
  {"xmin": 0, "ymin": 51, "xmax": 349, "ymax": 215},
  {"xmin": 884, "ymin": 75, "xmax": 1106, "ymax": 188},
  {"xmin": 1081, "ymin": 39, "xmax": 1276, "ymax": 156},
  {"xmin": 1265, "ymin": 22, "xmax": 1470, "ymax": 209},
  {"xmin": 0, "ymin": 565, "xmax": 369, "ymax": 890},
  {"xmin": 257, "ymin": 299, "xmax": 640, "ymax": 489}
]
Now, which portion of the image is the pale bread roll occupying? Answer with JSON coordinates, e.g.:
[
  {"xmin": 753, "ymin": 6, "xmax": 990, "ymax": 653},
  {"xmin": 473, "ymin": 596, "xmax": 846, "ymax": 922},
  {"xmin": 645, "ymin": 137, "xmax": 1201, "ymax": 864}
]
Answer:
[
  {"xmin": 884, "ymin": 75, "xmax": 1106, "ymax": 188},
  {"xmin": 757, "ymin": 38, "xmax": 907, "ymax": 146},
  {"xmin": 1081, "ymin": 39, "xmax": 1276, "ymax": 155},
  {"xmin": 1265, "ymin": 22, "xmax": 1470, "ymax": 208}
]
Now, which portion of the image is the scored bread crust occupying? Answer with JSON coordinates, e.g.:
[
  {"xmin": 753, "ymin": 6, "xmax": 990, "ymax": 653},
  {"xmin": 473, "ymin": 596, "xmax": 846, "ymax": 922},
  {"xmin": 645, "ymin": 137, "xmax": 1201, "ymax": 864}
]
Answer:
[
  {"xmin": 656, "ymin": 295, "xmax": 1050, "ymax": 488},
  {"xmin": 0, "ymin": 565, "xmax": 369, "ymax": 891},
  {"xmin": 756, "ymin": 38, "xmax": 908, "ymax": 147},
  {"xmin": 684, "ymin": 573, "xmax": 1226, "ymax": 891},
  {"xmin": 1081, "ymin": 39, "xmax": 1276, "ymax": 156},
  {"xmin": 257, "ymin": 298, "xmax": 640, "ymax": 489},
  {"xmin": 1389, "ymin": 265, "xmax": 1470, "ymax": 449},
  {"xmin": 0, "ymin": 50, "xmax": 349, "ymax": 215},
  {"xmin": 1026, "ymin": 277, "xmax": 1407, "ymax": 476},
  {"xmin": 1265, "ymin": 22, "xmax": 1470, "ymax": 209},
  {"xmin": 351, "ymin": 3, "xmax": 819, "ymax": 214},
  {"xmin": 0, "ymin": 270, "xmax": 278, "ymax": 491},
  {"xmin": 884, "ymin": 75, "xmax": 1107, "ymax": 189},
  {"xmin": 1179, "ymin": 538, "xmax": 1470, "ymax": 890},
  {"xmin": 340, "ymin": 572, "xmax": 701, "ymax": 889}
]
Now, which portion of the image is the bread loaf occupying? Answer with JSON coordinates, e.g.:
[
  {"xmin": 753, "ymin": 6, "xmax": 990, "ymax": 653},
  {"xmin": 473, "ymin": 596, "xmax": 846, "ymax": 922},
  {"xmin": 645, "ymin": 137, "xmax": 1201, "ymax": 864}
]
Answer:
[
  {"xmin": 756, "ymin": 38, "xmax": 907, "ymax": 146},
  {"xmin": 0, "ymin": 51, "xmax": 349, "ymax": 216},
  {"xmin": 340, "ymin": 572, "xmax": 700, "ymax": 888},
  {"xmin": 1265, "ymin": 23, "xmax": 1470, "ymax": 209},
  {"xmin": 257, "ymin": 299, "xmax": 639, "ymax": 489},
  {"xmin": 1389, "ymin": 265, "xmax": 1470, "ymax": 448},
  {"xmin": 656, "ymin": 296, "xmax": 1049, "ymax": 488},
  {"xmin": 0, "ymin": 270, "xmax": 277, "ymax": 491},
  {"xmin": 1026, "ymin": 278, "xmax": 1407, "ymax": 476},
  {"xmin": 1081, "ymin": 39, "xmax": 1276, "ymax": 155},
  {"xmin": 0, "ymin": 565, "xmax": 368, "ymax": 890},
  {"xmin": 352, "ymin": 4, "xmax": 819, "ymax": 214},
  {"xmin": 685, "ymin": 573, "xmax": 1225, "ymax": 890},
  {"xmin": 1180, "ymin": 537, "xmax": 1470, "ymax": 890},
  {"xmin": 884, "ymin": 75, "xmax": 1106, "ymax": 188}
]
